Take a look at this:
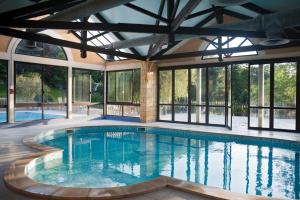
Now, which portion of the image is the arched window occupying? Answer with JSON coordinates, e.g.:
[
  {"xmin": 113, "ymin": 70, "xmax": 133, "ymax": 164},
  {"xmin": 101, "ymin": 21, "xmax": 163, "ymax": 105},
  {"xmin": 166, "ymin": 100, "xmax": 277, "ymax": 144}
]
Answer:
[
  {"xmin": 15, "ymin": 40, "xmax": 67, "ymax": 60},
  {"xmin": 202, "ymin": 37, "xmax": 257, "ymax": 60}
]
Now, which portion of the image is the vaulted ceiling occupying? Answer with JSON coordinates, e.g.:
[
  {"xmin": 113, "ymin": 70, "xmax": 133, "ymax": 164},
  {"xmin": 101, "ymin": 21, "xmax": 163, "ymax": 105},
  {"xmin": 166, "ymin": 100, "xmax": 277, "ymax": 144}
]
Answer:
[{"xmin": 0, "ymin": 0, "xmax": 299, "ymax": 61}]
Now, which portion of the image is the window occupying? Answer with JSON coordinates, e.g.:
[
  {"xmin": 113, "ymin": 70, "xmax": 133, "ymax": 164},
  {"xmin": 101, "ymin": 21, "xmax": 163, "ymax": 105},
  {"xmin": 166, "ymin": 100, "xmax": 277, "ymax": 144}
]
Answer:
[
  {"xmin": 158, "ymin": 66, "xmax": 227, "ymax": 126},
  {"xmin": 106, "ymin": 69, "xmax": 140, "ymax": 117},
  {"xmin": 15, "ymin": 62, "xmax": 67, "ymax": 121},
  {"xmin": 159, "ymin": 70, "xmax": 172, "ymax": 121},
  {"xmin": 16, "ymin": 40, "xmax": 67, "ymax": 60},
  {"xmin": 75, "ymin": 17, "xmax": 133, "ymax": 61},
  {"xmin": 249, "ymin": 62, "xmax": 297, "ymax": 131},
  {"xmin": 72, "ymin": 69, "xmax": 104, "ymax": 118},
  {"xmin": 203, "ymin": 37, "xmax": 257, "ymax": 60},
  {"xmin": 208, "ymin": 67, "xmax": 226, "ymax": 125},
  {"xmin": 0, "ymin": 60, "xmax": 8, "ymax": 123}
]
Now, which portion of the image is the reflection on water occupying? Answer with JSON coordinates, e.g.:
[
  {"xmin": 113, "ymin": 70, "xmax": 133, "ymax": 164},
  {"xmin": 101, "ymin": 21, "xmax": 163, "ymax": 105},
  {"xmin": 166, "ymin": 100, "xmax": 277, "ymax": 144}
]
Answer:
[{"xmin": 34, "ymin": 128, "xmax": 300, "ymax": 199}]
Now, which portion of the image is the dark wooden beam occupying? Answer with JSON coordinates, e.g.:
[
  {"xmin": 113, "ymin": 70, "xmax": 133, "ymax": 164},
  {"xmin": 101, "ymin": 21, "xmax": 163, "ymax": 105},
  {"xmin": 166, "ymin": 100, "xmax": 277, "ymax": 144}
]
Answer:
[
  {"xmin": 148, "ymin": 0, "xmax": 166, "ymax": 56},
  {"xmin": 167, "ymin": 0, "xmax": 175, "ymax": 43},
  {"xmin": 80, "ymin": 16, "xmax": 88, "ymax": 58},
  {"xmin": 152, "ymin": 41, "xmax": 180, "ymax": 57},
  {"xmin": 124, "ymin": 3, "xmax": 168, "ymax": 23},
  {"xmin": 171, "ymin": 0, "xmax": 181, "ymax": 20},
  {"xmin": 94, "ymin": 13, "xmax": 141, "ymax": 57},
  {"xmin": 88, "ymin": 31, "xmax": 109, "ymax": 41},
  {"xmin": 186, "ymin": 7, "xmax": 217, "ymax": 20},
  {"xmin": 150, "ymin": 0, "xmax": 202, "ymax": 56},
  {"xmin": 0, "ymin": 27, "xmax": 145, "ymax": 60},
  {"xmin": 194, "ymin": 12, "xmax": 215, "ymax": 27},
  {"xmin": 215, "ymin": 7, "xmax": 223, "ymax": 61},
  {"xmin": 241, "ymin": 2, "xmax": 272, "ymax": 14},
  {"xmin": 151, "ymin": 41, "xmax": 300, "ymax": 60},
  {"xmin": 0, "ymin": 19, "xmax": 169, "ymax": 33},
  {"xmin": 2, "ymin": 19, "xmax": 299, "ymax": 39},
  {"xmin": 17, "ymin": 0, "xmax": 85, "ymax": 20},
  {"xmin": 0, "ymin": 0, "xmax": 83, "ymax": 19},
  {"xmin": 222, "ymin": 9, "xmax": 252, "ymax": 20},
  {"xmin": 176, "ymin": 27, "xmax": 266, "ymax": 38}
]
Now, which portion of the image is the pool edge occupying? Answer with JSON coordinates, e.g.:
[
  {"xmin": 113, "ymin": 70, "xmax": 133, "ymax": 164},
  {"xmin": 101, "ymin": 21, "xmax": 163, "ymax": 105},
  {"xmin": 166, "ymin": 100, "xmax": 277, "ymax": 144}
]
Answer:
[{"xmin": 4, "ymin": 125, "xmax": 290, "ymax": 200}]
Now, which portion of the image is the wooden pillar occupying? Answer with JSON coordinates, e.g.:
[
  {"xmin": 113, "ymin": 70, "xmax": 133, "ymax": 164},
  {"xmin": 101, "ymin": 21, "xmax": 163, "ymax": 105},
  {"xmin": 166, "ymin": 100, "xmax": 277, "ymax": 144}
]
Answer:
[{"xmin": 140, "ymin": 61, "xmax": 157, "ymax": 123}]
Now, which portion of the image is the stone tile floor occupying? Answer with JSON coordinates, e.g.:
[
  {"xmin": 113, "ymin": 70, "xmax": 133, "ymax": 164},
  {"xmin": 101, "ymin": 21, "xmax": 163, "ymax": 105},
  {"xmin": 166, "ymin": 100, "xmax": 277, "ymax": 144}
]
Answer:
[{"xmin": 0, "ymin": 118, "xmax": 298, "ymax": 200}]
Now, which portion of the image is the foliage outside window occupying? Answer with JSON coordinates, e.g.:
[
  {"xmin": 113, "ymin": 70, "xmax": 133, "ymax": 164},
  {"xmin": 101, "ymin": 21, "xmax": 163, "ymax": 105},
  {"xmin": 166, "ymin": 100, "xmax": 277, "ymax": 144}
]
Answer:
[
  {"xmin": 107, "ymin": 69, "xmax": 140, "ymax": 104},
  {"xmin": 158, "ymin": 66, "xmax": 227, "ymax": 125},
  {"xmin": 249, "ymin": 62, "xmax": 297, "ymax": 130},
  {"xmin": 107, "ymin": 69, "xmax": 140, "ymax": 117},
  {"xmin": 72, "ymin": 69, "xmax": 104, "ymax": 117},
  {"xmin": 16, "ymin": 40, "xmax": 67, "ymax": 60},
  {"xmin": 15, "ymin": 62, "xmax": 68, "ymax": 121}
]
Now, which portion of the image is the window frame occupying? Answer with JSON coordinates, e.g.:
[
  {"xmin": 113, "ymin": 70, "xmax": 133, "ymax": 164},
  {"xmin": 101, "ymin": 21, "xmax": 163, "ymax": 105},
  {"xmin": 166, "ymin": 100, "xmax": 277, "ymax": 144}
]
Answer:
[
  {"xmin": 106, "ymin": 68, "xmax": 141, "ymax": 117},
  {"xmin": 0, "ymin": 59, "xmax": 8, "ymax": 123},
  {"xmin": 202, "ymin": 37, "xmax": 258, "ymax": 60},
  {"xmin": 15, "ymin": 40, "xmax": 68, "ymax": 61},
  {"xmin": 157, "ymin": 57, "xmax": 300, "ymax": 132},
  {"xmin": 72, "ymin": 67, "xmax": 105, "ymax": 117}
]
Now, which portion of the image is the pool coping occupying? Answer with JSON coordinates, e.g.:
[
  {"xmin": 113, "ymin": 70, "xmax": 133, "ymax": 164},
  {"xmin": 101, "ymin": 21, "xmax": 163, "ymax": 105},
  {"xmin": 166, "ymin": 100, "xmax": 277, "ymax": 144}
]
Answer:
[{"xmin": 4, "ymin": 125, "xmax": 291, "ymax": 200}]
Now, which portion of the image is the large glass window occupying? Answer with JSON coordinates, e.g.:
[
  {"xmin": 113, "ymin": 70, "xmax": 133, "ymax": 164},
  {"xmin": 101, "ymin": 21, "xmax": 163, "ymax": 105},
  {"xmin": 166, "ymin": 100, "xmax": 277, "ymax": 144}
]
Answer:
[
  {"xmin": 159, "ymin": 70, "xmax": 172, "ymax": 121},
  {"xmin": 43, "ymin": 66, "xmax": 67, "ymax": 119},
  {"xmin": 72, "ymin": 69, "xmax": 104, "ymax": 118},
  {"xmin": 158, "ymin": 66, "xmax": 227, "ymax": 126},
  {"xmin": 174, "ymin": 69, "xmax": 188, "ymax": 122},
  {"xmin": 249, "ymin": 64, "xmax": 271, "ymax": 128},
  {"xmin": 208, "ymin": 67, "xmax": 226, "ymax": 125},
  {"xmin": 0, "ymin": 60, "xmax": 8, "ymax": 123},
  {"xmin": 191, "ymin": 68, "xmax": 206, "ymax": 123},
  {"xmin": 16, "ymin": 40, "xmax": 67, "ymax": 60},
  {"xmin": 203, "ymin": 37, "xmax": 257, "ymax": 60},
  {"xmin": 107, "ymin": 69, "xmax": 140, "ymax": 117},
  {"xmin": 249, "ymin": 62, "xmax": 297, "ymax": 131},
  {"xmin": 273, "ymin": 62, "xmax": 297, "ymax": 130},
  {"xmin": 15, "ymin": 62, "xmax": 67, "ymax": 121}
]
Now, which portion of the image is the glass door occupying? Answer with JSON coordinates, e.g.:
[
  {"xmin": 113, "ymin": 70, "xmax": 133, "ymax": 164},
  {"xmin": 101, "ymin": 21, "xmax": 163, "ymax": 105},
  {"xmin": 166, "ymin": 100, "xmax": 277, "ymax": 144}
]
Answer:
[
  {"xmin": 15, "ymin": 62, "xmax": 67, "ymax": 121},
  {"xmin": 249, "ymin": 63, "xmax": 271, "ymax": 129},
  {"xmin": 249, "ymin": 62, "xmax": 297, "ymax": 131},
  {"xmin": 0, "ymin": 60, "xmax": 8, "ymax": 123},
  {"xmin": 43, "ymin": 66, "xmax": 68, "ymax": 119},
  {"xmin": 15, "ymin": 62, "xmax": 43, "ymax": 121}
]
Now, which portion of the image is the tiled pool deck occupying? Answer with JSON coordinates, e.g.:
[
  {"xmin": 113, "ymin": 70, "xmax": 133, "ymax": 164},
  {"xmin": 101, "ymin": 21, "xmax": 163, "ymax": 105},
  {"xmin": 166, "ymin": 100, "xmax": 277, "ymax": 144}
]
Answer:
[{"xmin": 0, "ymin": 118, "xmax": 299, "ymax": 200}]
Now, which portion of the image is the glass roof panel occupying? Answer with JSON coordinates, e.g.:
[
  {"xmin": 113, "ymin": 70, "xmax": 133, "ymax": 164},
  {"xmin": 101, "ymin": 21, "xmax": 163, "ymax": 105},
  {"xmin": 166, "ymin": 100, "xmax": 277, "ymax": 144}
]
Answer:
[{"xmin": 203, "ymin": 37, "xmax": 257, "ymax": 59}]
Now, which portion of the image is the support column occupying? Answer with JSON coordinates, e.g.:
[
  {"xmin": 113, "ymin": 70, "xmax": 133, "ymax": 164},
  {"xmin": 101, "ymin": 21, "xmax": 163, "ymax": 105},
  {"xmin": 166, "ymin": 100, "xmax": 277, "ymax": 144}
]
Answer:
[
  {"xmin": 258, "ymin": 64, "xmax": 264, "ymax": 127},
  {"xmin": 67, "ymin": 66, "xmax": 73, "ymax": 119},
  {"xmin": 8, "ymin": 60, "xmax": 14, "ymax": 123},
  {"xmin": 140, "ymin": 61, "xmax": 157, "ymax": 123}
]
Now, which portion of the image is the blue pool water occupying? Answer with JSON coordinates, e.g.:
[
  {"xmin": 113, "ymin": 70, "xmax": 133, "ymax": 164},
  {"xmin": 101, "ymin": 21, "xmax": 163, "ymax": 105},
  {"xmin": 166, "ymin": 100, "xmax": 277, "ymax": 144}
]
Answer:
[
  {"xmin": 0, "ymin": 112, "xmax": 65, "ymax": 123},
  {"xmin": 29, "ymin": 126, "xmax": 300, "ymax": 199}
]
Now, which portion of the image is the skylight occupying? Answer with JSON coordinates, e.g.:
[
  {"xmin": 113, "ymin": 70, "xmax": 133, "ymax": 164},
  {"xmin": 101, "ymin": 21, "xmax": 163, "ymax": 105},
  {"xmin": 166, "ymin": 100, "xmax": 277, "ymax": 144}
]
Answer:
[
  {"xmin": 74, "ymin": 17, "xmax": 133, "ymax": 61},
  {"xmin": 203, "ymin": 36, "xmax": 257, "ymax": 60}
]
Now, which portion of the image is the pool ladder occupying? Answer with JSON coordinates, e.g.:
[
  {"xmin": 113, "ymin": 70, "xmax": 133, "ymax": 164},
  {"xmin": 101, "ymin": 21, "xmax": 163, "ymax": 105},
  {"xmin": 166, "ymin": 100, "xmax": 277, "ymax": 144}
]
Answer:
[
  {"xmin": 137, "ymin": 127, "xmax": 146, "ymax": 132},
  {"xmin": 66, "ymin": 128, "xmax": 75, "ymax": 135}
]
